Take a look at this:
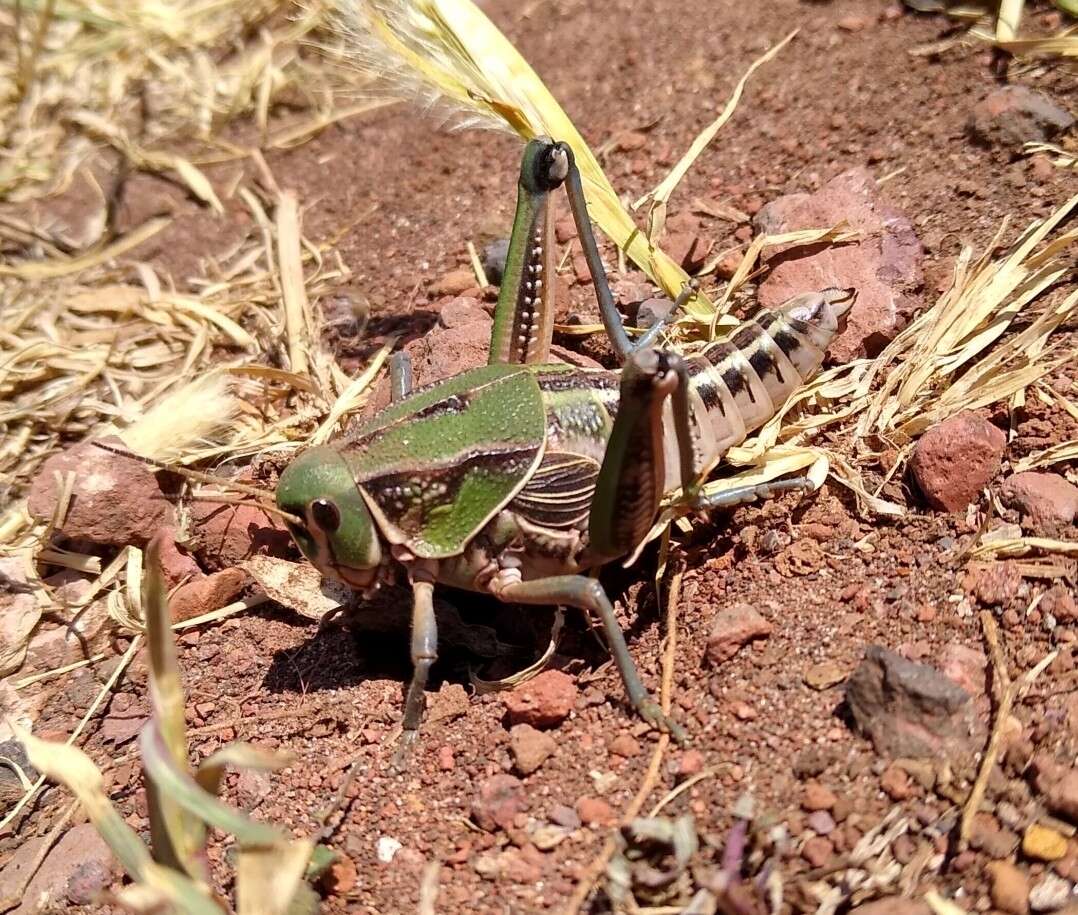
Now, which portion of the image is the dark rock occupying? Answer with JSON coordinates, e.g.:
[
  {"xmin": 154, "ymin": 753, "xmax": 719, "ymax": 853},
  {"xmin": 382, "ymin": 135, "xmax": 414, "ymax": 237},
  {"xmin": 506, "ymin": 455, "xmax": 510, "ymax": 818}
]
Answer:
[
  {"xmin": 909, "ymin": 411, "xmax": 1006, "ymax": 511},
  {"xmin": 845, "ymin": 645, "xmax": 982, "ymax": 760},
  {"xmin": 754, "ymin": 168, "xmax": 924, "ymax": 361},
  {"xmin": 969, "ymin": 85, "xmax": 1074, "ymax": 153},
  {"xmin": 481, "ymin": 238, "xmax": 510, "ymax": 286}
]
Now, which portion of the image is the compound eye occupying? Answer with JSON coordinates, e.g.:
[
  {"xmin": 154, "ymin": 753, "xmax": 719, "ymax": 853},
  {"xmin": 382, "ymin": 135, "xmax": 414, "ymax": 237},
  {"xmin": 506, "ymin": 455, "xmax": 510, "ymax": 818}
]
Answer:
[{"xmin": 309, "ymin": 498, "xmax": 341, "ymax": 533}]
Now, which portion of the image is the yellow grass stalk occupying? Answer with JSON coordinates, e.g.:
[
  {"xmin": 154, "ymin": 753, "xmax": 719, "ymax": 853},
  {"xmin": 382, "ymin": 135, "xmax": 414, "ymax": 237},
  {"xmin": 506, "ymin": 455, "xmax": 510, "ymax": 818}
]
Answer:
[
  {"xmin": 327, "ymin": 0, "xmax": 789, "ymax": 311},
  {"xmin": 276, "ymin": 191, "xmax": 312, "ymax": 376}
]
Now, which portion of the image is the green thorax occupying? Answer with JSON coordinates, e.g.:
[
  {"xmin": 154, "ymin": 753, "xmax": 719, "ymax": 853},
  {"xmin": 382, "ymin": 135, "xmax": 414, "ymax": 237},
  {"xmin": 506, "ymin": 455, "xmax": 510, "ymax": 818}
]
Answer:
[{"xmin": 341, "ymin": 364, "xmax": 548, "ymax": 559}]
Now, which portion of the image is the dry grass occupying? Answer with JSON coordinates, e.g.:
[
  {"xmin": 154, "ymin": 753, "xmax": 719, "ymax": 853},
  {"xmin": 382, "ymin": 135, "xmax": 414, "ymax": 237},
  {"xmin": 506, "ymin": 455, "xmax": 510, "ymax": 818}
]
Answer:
[{"xmin": 0, "ymin": 1, "xmax": 1074, "ymax": 910}]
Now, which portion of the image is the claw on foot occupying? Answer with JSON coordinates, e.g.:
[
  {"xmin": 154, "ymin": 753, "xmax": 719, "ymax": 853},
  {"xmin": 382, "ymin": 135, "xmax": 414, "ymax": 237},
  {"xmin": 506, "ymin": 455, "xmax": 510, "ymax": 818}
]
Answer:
[
  {"xmin": 639, "ymin": 700, "xmax": 690, "ymax": 747},
  {"xmin": 389, "ymin": 729, "xmax": 419, "ymax": 773}
]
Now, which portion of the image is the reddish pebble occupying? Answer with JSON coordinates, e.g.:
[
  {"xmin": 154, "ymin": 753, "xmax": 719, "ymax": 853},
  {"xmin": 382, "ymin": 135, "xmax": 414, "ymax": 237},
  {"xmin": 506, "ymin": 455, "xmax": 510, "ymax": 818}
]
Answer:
[
  {"xmin": 802, "ymin": 782, "xmax": 837, "ymax": 812},
  {"xmin": 509, "ymin": 724, "xmax": 556, "ymax": 776},
  {"xmin": 608, "ymin": 733, "xmax": 642, "ymax": 758},
  {"xmin": 880, "ymin": 765, "xmax": 917, "ymax": 801},
  {"xmin": 1001, "ymin": 471, "xmax": 1078, "ymax": 526},
  {"xmin": 575, "ymin": 796, "xmax": 615, "ymax": 827},
  {"xmin": 802, "ymin": 836, "xmax": 834, "ymax": 868},
  {"xmin": 706, "ymin": 603, "xmax": 773, "ymax": 665},
  {"xmin": 429, "ymin": 268, "xmax": 475, "ymax": 297},
  {"xmin": 321, "ymin": 855, "xmax": 358, "ymax": 895},
  {"xmin": 731, "ymin": 700, "xmax": 757, "ymax": 721},
  {"xmin": 437, "ymin": 746, "xmax": 455, "ymax": 771},
  {"xmin": 503, "ymin": 670, "xmax": 578, "ymax": 728},
  {"xmin": 678, "ymin": 749, "xmax": 705, "ymax": 778},
  {"xmin": 910, "ymin": 411, "xmax": 1006, "ymax": 512},
  {"xmin": 471, "ymin": 775, "xmax": 527, "ymax": 832}
]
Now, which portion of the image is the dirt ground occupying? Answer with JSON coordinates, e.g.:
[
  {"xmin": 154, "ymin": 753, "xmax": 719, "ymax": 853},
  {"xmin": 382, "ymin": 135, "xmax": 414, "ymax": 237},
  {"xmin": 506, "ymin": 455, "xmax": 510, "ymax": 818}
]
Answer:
[{"xmin": 4, "ymin": 0, "xmax": 1078, "ymax": 913}]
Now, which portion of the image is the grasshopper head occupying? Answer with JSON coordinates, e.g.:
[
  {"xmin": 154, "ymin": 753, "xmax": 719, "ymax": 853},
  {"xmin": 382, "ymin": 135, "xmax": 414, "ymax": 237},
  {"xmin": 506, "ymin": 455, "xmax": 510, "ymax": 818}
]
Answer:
[
  {"xmin": 521, "ymin": 137, "xmax": 570, "ymax": 193},
  {"xmin": 276, "ymin": 446, "xmax": 384, "ymax": 590}
]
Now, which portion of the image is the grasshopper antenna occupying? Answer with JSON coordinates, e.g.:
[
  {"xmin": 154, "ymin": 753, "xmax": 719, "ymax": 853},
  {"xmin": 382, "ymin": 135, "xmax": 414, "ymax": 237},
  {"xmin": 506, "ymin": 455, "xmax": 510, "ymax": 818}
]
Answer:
[{"xmin": 90, "ymin": 441, "xmax": 303, "ymax": 526}]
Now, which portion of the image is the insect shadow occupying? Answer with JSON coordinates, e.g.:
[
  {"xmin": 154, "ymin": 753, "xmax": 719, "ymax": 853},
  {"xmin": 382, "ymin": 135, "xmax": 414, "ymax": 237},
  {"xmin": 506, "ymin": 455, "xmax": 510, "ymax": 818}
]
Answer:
[{"xmin": 259, "ymin": 564, "xmax": 666, "ymax": 705}]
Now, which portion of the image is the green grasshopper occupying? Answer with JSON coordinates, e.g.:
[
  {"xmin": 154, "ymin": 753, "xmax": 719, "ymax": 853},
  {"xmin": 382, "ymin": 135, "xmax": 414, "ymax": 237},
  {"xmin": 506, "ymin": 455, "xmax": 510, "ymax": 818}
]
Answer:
[{"xmin": 277, "ymin": 138, "xmax": 853, "ymax": 760}]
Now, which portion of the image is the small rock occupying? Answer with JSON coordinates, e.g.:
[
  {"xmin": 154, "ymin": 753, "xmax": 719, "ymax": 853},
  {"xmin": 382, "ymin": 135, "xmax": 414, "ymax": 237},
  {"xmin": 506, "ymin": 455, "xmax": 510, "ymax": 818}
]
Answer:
[
  {"xmin": 321, "ymin": 854, "xmax": 358, "ymax": 894},
  {"xmin": 635, "ymin": 297, "xmax": 677, "ymax": 331},
  {"xmin": 613, "ymin": 130, "xmax": 648, "ymax": 152},
  {"xmin": 437, "ymin": 746, "xmax": 455, "ymax": 771},
  {"xmin": 481, "ymin": 238, "xmax": 510, "ymax": 286},
  {"xmin": 548, "ymin": 803, "xmax": 581, "ymax": 829},
  {"xmin": 1024, "ymin": 823, "xmax": 1068, "ymax": 862},
  {"xmin": 1043, "ymin": 585, "xmax": 1078, "ymax": 623},
  {"xmin": 706, "ymin": 603, "xmax": 773, "ymax": 665},
  {"xmin": 910, "ymin": 411, "xmax": 1006, "ymax": 512},
  {"xmin": 803, "ymin": 783, "xmax": 838, "ymax": 812},
  {"xmin": 754, "ymin": 168, "xmax": 923, "ymax": 361},
  {"xmin": 837, "ymin": 15, "xmax": 871, "ymax": 30},
  {"xmin": 804, "ymin": 661, "xmax": 845, "ymax": 690},
  {"xmin": 891, "ymin": 833, "xmax": 916, "ymax": 864},
  {"xmin": 940, "ymin": 643, "xmax": 988, "ymax": 696},
  {"xmin": 845, "ymin": 645, "xmax": 981, "ymax": 760},
  {"xmin": 806, "ymin": 810, "xmax": 835, "ymax": 835},
  {"xmin": 970, "ymin": 813, "xmax": 1020, "ymax": 859},
  {"xmin": 1029, "ymin": 873, "xmax": 1072, "ymax": 912},
  {"xmin": 608, "ymin": 733, "xmax": 642, "ymax": 758},
  {"xmin": 880, "ymin": 764, "xmax": 917, "ymax": 801},
  {"xmin": 988, "ymin": 860, "xmax": 1031, "ymax": 915},
  {"xmin": 27, "ymin": 436, "xmax": 176, "ymax": 546},
  {"xmin": 24, "ymin": 600, "xmax": 110, "ymax": 672},
  {"xmin": 364, "ymin": 320, "xmax": 495, "ymax": 414},
  {"xmin": 169, "ymin": 567, "xmax": 248, "ymax": 622},
  {"xmin": 963, "ymin": 561, "xmax": 1023, "ymax": 607},
  {"xmin": 969, "ymin": 85, "xmax": 1075, "ymax": 153},
  {"xmin": 472, "ymin": 774, "xmax": 527, "ymax": 832},
  {"xmin": 0, "ymin": 823, "xmax": 117, "ymax": 913},
  {"xmin": 801, "ymin": 835, "xmax": 834, "ymax": 868},
  {"xmin": 509, "ymin": 724, "xmax": 557, "ymax": 776},
  {"xmin": 375, "ymin": 836, "xmax": 402, "ymax": 864},
  {"xmin": 575, "ymin": 796, "xmax": 615, "ymax": 827},
  {"xmin": 1001, "ymin": 472, "xmax": 1078, "ymax": 526},
  {"xmin": 793, "ymin": 747, "xmax": 834, "ymax": 779},
  {"xmin": 503, "ymin": 670, "xmax": 577, "ymax": 728},
  {"xmin": 531, "ymin": 823, "xmax": 571, "ymax": 851},
  {"xmin": 677, "ymin": 749, "xmax": 705, "ymax": 778},
  {"xmin": 437, "ymin": 296, "xmax": 488, "ymax": 329},
  {"xmin": 1044, "ymin": 768, "xmax": 1078, "ymax": 824},
  {"xmin": 429, "ymin": 268, "xmax": 476, "ymax": 297}
]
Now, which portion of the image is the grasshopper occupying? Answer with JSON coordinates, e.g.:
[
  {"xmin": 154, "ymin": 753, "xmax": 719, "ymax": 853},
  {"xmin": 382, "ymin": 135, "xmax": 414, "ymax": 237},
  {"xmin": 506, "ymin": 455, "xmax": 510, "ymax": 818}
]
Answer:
[{"xmin": 277, "ymin": 138, "xmax": 853, "ymax": 760}]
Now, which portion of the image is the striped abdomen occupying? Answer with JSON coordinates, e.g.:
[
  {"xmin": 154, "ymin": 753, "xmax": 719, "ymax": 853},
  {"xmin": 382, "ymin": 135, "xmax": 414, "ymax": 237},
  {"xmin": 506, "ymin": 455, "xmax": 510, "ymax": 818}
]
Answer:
[{"xmin": 660, "ymin": 288, "xmax": 851, "ymax": 492}]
